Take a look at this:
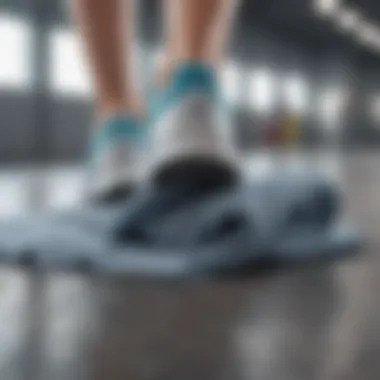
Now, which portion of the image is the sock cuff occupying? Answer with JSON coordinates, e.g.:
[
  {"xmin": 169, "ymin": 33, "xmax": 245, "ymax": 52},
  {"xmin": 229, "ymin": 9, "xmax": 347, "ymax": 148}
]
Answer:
[
  {"xmin": 169, "ymin": 61, "xmax": 218, "ymax": 95},
  {"xmin": 149, "ymin": 61, "xmax": 220, "ymax": 121},
  {"xmin": 90, "ymin": 115, "xmax": 144, "ymax": 155}
]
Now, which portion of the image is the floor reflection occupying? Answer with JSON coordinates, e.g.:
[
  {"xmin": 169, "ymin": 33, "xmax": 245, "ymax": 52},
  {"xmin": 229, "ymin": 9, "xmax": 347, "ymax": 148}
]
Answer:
[{"xmin": 0, "ymin": 152, "xmax": 376, "ymax": 379}]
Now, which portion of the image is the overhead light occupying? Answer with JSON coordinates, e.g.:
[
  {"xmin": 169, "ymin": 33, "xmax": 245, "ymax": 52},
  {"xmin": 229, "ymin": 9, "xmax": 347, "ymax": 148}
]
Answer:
[
  {"xmin": 313, "ymin": 1, "xmax": 380, "ymax": 56},
  {"xmin": 356, "ymin": 21, "xmax": 380, "ymax": 49},
  {"xmin": 313, "ymin": 0, "xmax": 341, "ymax": 17},
  {"xmin": 335, "ymin": 7, "xmax": 361, "ymax": 32}
]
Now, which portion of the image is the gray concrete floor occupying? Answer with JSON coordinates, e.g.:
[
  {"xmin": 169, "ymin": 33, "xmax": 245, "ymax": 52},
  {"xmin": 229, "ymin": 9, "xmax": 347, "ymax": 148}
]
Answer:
[{"xmin": 0, "ymin": 151, "xmax": 376, "ymax": 380}]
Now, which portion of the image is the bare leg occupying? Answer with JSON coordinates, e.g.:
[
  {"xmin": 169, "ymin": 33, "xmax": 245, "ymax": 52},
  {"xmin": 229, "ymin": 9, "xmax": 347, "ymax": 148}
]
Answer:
[
  {"xmin": 70, "ymin": 0, "xmax": 144, "ymax": 199},
  {"xmin": 69, "ymin": 0, "xmax": 142, "ymax": 119},
  {"xmin": 157, "ymin": 0, "xmax": 238, "ymax": 84}
]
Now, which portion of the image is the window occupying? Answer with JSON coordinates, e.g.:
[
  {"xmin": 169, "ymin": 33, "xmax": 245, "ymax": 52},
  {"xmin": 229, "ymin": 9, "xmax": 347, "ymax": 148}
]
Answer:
[
  {"xmin": 0, "ymin": 174, "xmax": 29, "ymax": 216},
  {"xmin": 0, "ymin": 14, "xmax": 32, "ymax": 90},
  {"xmin": 282, "ymin": 74, "xmax": 310, "ymax": 114},
  {"xmin": 313, "ymin": 0, "xmax": 341, "ymax": 17},
  {"xmin": 49, "ymin": 28, "xmax": 92, "ymax": 97},
  {"xmin": 318, "ymin": 87, "xmax": 346, "ymax": 131},
  {"xmin": 221, "ymin": 62, "xmax": 242, "ymax": 105},
  {"xmin": 248, "ymin": 69, "xmax": 276, "ymax": 115}
]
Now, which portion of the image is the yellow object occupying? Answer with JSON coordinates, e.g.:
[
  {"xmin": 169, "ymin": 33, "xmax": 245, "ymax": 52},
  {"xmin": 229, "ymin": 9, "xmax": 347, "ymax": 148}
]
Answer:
[{"xmin": 282, "ymin": 113, "xmax": 300, "ymax": 146}]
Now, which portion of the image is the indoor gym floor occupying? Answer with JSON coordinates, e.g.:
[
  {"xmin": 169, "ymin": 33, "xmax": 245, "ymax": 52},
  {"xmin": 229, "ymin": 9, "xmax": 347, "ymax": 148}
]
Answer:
[{"xmin": 0, "ymin": 151, "xmax": 376, "ymax": 380}]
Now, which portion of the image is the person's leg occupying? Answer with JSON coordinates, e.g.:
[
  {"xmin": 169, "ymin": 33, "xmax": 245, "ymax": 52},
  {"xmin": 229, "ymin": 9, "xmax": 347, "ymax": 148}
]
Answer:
[
  {"xmin": 70, "ymin": 0, "xmax": 144, "ymax": 200},
  {"xmin": 149, "ymin": 0, "xmax": 240, "ymax": 185},
  {"xmin": 70, "ymin": 0, "xmax": 141, "ymax": 117},
  {"xmin": 161, "ymin": 0, "xmax": 238, "ymax": 77}
]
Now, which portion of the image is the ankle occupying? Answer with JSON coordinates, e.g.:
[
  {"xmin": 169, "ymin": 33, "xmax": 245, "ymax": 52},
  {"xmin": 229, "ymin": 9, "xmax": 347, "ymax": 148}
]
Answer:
[
  {"xmin": 124, "ymin": 97, "xmax": 145, "ymax": 120},
  {"xmin": 154, "ymin": 54, "xmax": 175, "ymax": 89},
  {"xmin": 95, "ymin": 98, "xmax": 144, "ymax": 126},
  {"xmin": 154, "ymin": 56, "xmax": 219, "ymax": 89}
]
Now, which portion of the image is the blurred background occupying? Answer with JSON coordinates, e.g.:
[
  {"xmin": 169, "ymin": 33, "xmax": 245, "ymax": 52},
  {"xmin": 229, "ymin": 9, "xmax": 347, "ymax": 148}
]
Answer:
[
  {"xmin": 1, "ymin": 0, "xmax": 380, "ymax": 213},
  {"xmin": 0, "ymin": 1, "xmax": 379, "ymax": 380},
  {"xmin": 1, "ymin": 0, "xmax": 380, "ymax": 165}
]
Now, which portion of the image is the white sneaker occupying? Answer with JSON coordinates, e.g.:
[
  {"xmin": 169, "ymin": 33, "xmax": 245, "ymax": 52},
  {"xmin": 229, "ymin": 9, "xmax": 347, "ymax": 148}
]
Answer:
[
  {"xmin": 145, "ymin": 62, "xmax": 240, "ymax": 186},
  {"xmin": 87, "ymin": 115, "xmax": 145, "ymax": 201}
]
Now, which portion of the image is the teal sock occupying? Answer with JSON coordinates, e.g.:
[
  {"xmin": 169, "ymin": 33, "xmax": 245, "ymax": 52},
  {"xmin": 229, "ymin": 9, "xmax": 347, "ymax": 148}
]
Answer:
[
  {"xmin": 90, "ymin": 114, "xmax": 145, "ymax": 159},
  {"xmin": 149, "ymin": 62, "xmax": 220, "ymax": 121}
]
